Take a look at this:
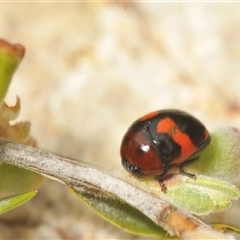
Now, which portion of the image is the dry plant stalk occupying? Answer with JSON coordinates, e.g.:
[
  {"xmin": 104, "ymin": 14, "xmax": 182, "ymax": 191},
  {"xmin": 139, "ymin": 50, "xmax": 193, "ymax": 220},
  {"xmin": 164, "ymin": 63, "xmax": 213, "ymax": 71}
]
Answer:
[{"xmin": 0, "ymin": 140, "xmax": 235, "ymax": 239}]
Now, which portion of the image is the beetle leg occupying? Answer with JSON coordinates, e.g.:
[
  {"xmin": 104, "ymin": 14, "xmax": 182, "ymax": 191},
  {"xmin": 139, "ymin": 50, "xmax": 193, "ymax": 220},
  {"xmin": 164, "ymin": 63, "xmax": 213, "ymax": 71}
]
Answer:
[
  {"xmin": 177, "ymin": 156, "xmax": 198, "ymax": 179},
  {"xmin": 178, "ymin": 167, "xmax": 196, "ymax": 179},
  {"xmin": 156, "ymin": 166, "xmax": 169, "ymax": 192}
]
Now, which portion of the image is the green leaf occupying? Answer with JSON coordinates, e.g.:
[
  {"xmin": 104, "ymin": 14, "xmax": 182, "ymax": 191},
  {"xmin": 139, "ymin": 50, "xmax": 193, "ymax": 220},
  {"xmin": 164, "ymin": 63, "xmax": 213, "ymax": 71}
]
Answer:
[
  {"xmin": 212, "ymin": 224, "xmax": 240, "ymax": 239},
  {"xmin": 71, "ymin": 188, "xmax": 175, "ymax": 239},
  {"xmin": 163, "ymin": 175, "xmax": 240, "ymax": 215},
  {"xmin": 126, "ymin": 174, "xmax": 240, "ymax": 216},
  {"xmin": 0, "ymin": 190, "xmax": 37, "ymax": 214},
  {"xmin": 0, "ymin": 40, "xmax": 25, "ymax": 102},
  {"xmin": 0, "ymin": 163, "xmax": 43, "ymax": 200},
  {"xmin": 192, "ymin": 127, "xmax": 240, "ymax": 183}
]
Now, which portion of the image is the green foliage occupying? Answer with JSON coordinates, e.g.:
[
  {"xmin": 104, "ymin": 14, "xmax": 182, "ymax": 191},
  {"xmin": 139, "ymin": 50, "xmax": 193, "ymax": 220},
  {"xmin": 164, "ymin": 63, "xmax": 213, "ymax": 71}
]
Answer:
[
  {"xmin": 163, "ymin": 175, "xmax": 240, "ymax": 215},
  {"xmin": 72, "ymin": 188, "xmax": 174, "ymax": 239},
  {"xmin": 0, "ymin": 40, "xmax": 41, "ymax": 214},
  {"xmin": 0, "ymin": 163, "xmax": 43, "ymax": 200},
  {"xmin": 0, "ymin": 190, "xmax": 37, "ymax": 214},
  {"xmin": 193, "ymin": 127, "xmax": 240, "ymax": 183},
  {"xmin": 126, "ymin": 173, "xmax": 240, "ymax": 216},
  {"xmin": 212, "ymin": 224, "xmax": 240, "ymax": 239},
  {"xmin": 0, "ymin": 40, "xmax": 25, "ymax": 102}
]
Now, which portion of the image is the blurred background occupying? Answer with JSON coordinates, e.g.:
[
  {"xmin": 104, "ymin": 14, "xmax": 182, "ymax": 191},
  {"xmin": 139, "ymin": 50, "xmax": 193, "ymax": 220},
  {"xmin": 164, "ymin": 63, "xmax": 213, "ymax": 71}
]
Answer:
[{"xmin": 1, "ymin": 2, "xmax": 240, "ymax": 239}]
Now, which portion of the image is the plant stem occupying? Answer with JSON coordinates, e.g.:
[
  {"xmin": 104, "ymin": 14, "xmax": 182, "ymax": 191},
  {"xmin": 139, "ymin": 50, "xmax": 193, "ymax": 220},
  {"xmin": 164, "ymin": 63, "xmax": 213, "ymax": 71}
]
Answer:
[{"xmin": 0, "ymin": 140, "xmax": 235, "ymax": 239}]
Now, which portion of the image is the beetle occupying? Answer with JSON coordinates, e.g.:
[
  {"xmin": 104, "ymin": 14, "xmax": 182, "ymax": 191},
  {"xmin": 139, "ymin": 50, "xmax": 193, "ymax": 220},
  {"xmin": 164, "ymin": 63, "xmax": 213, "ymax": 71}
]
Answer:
[{"xmin": 120, "ymin": 109, "xmax": 210, "ymax": 192}]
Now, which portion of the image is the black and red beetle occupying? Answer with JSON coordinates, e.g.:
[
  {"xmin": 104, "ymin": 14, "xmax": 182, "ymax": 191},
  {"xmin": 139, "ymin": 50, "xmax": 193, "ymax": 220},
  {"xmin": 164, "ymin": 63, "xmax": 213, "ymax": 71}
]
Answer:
[{"xmin": 120, "ymin": 109, "xmax": 210, "ymax": 191}]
